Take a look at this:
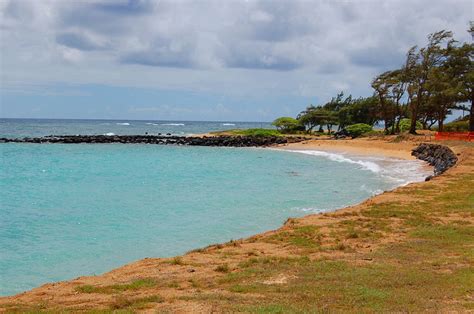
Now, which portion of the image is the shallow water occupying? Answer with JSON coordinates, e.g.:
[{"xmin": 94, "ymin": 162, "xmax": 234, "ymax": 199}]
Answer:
[{"xmin": 0, "ymin": 141, "xmax": 432, "ymax": 296}]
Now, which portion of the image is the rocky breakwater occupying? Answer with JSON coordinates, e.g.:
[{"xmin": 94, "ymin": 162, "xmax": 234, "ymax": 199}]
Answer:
[
  {"xmin": 0, "ymin": 135, "xmax": 308, "ymax": 147},
  {"xmin": 412, "ymin": 143, "xmax": 458, "ymax": 176}
]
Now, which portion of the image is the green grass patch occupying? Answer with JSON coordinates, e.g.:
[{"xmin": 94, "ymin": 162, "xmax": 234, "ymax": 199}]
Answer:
[
  {"xmin": 110, "ymin": 295, "xmax": 164, "ymax": 310},
  {"xmin": 76, "ymin": 278, "xmax": 157, "ymax": 294},
  {"xmin": 214, "ymin": 263, "xmax": 230, "ymax": 273},
  {"xmin": 411, "ymin": 224, "xmax": 474, "ymax": 247},
  {"xmin": 217, "ymin": 128, "xmax": 282, "ymax": 137},
  {"xmin": 169, "ymin": 256, "xmax": 185, "ymax": 265},
  {"xmin": 265, "ymin": 226, "xmax": 322, "ymax": 249}
]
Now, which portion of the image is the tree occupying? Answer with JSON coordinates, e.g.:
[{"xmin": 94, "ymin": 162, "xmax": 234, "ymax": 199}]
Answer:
[
  {"xmin": 443, "ymin": 27, "xmax": 474, "ymax": 131},
  {"xmin": 297, "ymin": 105, "xmax": 320, "ymax": 133},
  {"xmin": 385, "ymin": 68, "xmax": 409, "ymax": 133},
  {"xmin": 424, "ymin": 66, "xmax": 456, "ymax": 131},
  {"xmin": 288, "ymin": 28, "xmax": 472, "ymax": 135},
  {"xmin": 371, "ymin": 71, "xmax": 400, "ymax": 133},
  {"xmin": 297, "ymin": 107, "xmax": 337, "ymax": 134},
  {"xmin": 272, "ymin": 117, "xmax": 302, "ymax": 133},
  {"xmin": 405, "ymin": 30, "xmax": 453, "ymax": 134},
  {"xmin": 337, "ymin": 96, "xmax": 378, "ymax": 128}
]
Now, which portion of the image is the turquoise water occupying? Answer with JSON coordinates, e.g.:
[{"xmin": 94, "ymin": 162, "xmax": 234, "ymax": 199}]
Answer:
[
  {"xmin": 0, "ymin": 142, "xmax": 432, "ymax": 296},
  {"xmin": 0, "ymin": 118, "xmax": 432, "ymax": 295}
]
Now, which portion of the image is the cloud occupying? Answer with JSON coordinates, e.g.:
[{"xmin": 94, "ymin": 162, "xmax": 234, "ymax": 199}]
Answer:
[
  {"xmin": 0, "ymin": 0, "xmax": 472, "ymax": 119},
  {"xmin": 56, "ymin": 31, "xmax": 109, "ymax": 51}
]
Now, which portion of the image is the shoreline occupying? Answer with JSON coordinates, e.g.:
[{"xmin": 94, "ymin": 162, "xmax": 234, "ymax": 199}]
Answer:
[
  {"xmin": 279, "ymin": 137, "xmax": 419, "ymax": 160},
  {"xmin": 1, "ymin": 138, "xmax": 472, "ymax": 312}
]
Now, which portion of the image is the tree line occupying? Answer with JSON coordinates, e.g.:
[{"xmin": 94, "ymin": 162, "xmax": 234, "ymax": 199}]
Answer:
[{"xmin": 274, "ymin": 26, "xmax": 473, "ymax": 135}]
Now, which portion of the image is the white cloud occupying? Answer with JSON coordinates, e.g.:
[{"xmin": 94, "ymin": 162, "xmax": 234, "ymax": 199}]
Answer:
[{"xmin": 0, "ymin": 0, "xmax": 472, "ymax": 103}]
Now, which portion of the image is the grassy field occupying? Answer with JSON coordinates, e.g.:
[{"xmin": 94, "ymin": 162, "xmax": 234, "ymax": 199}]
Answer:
[
  {"xmin": 210, "ymin": 128, "xmax": 283, "ymax": 137},
  {"xmin": 1, "ymin": 143, "xmax": 473, "ymax": 313}
]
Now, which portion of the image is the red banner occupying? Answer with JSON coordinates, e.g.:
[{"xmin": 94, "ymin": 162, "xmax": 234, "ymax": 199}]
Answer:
[{"xmin": 435, "ymin": 132, "xmax": 474, "ymax": 142}]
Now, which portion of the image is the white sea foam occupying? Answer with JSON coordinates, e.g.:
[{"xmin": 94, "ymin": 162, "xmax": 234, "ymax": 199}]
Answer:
[
  {"xmin": 104, "ymin": 132, "xmax": 115, "ymax": 136},
  {"xmin": 281, "ymin": 149, "xmax": 432, "ymax": 186},
  {"xmin": 293, "ymin": 207, "xmax": 327, "ymax": 213},
  {"xmin": 360, "ymin": 184, "xmax": 384, "ymax": 196},
  {"xmin": 285, "ymin": 150, "xmax": 382, "ymax": 173},
  {"xmin": 222, "ymin": 123, "xmax": 236, "ymax": 126},
  {"xmin": 162, "ymin": 123, "xmax": 185, "ymax": 126},
  {"xmin": 116, "ymin": 123, "xmax": 130, "ymax": 126},
  {"xmin": 292, "ymin": 205, "xmax": 351, "ymax": 213}
]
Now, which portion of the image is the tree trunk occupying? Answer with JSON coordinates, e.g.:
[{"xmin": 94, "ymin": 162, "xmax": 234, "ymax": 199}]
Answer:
[
  {"xmin": 395, "ymin": 116, "xmax": 401, "ymax": 134},
  {"xmin": 327, "ymin": 124, "xmax": 332, "ymax": 134},
  {"xmin": 409, "ymin": 94, "xmax": 421, "ymax": 134},
  {"xmin": 409, "ymin": 105, "xmax": 418, "ymax": 134},
  {"xmin": 438, "ymin": 119, "xmax": 444, "ymax": 132},
  {"xmin": 470, "ymin": 95, "xmax": 474, "ymax": 132}
]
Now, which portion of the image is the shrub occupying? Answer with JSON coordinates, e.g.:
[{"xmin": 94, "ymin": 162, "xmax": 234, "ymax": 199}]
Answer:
[
  {"xmin": 215, "ymin": 264, "xmax": 230, "ymax": 273},
  {"xmin": 345, "ymin": 123, "xmax": 373, "ymax": 138},
  {"xmin": 272, "ymin": 117, "xmax": 304, "ymax": 133},
  {"xmin": 233, "ymin": 128, "xmax": 282, "ymax": 137},
  {"xmin": 442, "ymin": 120, "xmax": 469, "ymax": 132},
  {"xmin": 399, "ymin": 118, "xmax": 422, "ymax": 132}
]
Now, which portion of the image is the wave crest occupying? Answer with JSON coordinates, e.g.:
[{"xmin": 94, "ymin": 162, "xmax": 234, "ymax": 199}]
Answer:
[
  {"xmin": 286, "ymin": 150, "xmax": 381, "ymax": 173},
  {"xmin": 281, "ymin": 149, "xmax": 432, "ymax": 186}
]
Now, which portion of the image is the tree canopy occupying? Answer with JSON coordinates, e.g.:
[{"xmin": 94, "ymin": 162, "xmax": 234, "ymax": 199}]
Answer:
[{"xmin": 274, "ymin": 25, "xmax": 473, "ymax": 134}]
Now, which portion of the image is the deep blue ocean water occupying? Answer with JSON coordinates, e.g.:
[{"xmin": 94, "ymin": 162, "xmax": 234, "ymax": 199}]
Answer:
[
  {"xmin": 0, "ymin": 119, "xmax": 432, "ymax": 295},
  {"xmin": 0, "ymin": 118, "xmax": 273, "ymax": 138}
]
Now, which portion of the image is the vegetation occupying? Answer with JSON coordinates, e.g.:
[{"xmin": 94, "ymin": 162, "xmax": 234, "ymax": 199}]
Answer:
[
  {"xmin": 275, "ymin": 25, "xmax": 474, "ymax": 134},
  {"xmin": 220, "ymin": 128, "xmax": 282, "ymax": 137},
  {"xmin": 76, "ymin": 278, "xmax": 157, "ymax": 294},
  {"xmin": 345, "ymin": 123, "xmax": 373, "ymax": 138},
  {"xmin": 271, "ymin": 117, "xmax": 304, "ymax": 133},
  {"xmin": 399, "ymin": 118, "xmax": 422, "ymax": 132},
  {"xmin": 442, "ymin": 116, "xmax": 470, "ymax": 132},
  {"xmin": 205, "ymin": 168, "xmax": 474, "ymax": 312}
]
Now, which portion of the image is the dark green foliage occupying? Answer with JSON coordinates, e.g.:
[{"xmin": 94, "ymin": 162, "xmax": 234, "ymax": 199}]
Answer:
[
  {"xmin": 346, "ymin": 123, "xmax": 373, "ymax": 138},
  {"xmin": 399, "ymin": 118, "xmax": 422, "ymax": 132},
  {"xmin": 442, "ymin": 120, "xmax": 469, "ymax": 132},
  {"xmin": 282, "ymin": 27, "xmax": 473, "ymax": 134},
  {"xmin": 272, "ymin": 117, "xmax": 304, "ymax": 133},
  {"xmin": 232, "ymin": 129, "xmax": 282, "ymax": 137},
  {"xmin": 337, "ymin": 96, "xmax": 379, "ymax": 128},
  {"xmin": 297, "ymin": 107, "xmax": 337, "ymax": 133}
]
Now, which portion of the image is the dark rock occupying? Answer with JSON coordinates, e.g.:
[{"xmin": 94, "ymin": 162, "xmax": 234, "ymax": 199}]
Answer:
[
  {"xmin": 1, "ymin": 134, "xmax": 306, "ymax": 148},
  {"xmin": 412, "ymin": 143, "xmax": 457, "ymax": 176}
]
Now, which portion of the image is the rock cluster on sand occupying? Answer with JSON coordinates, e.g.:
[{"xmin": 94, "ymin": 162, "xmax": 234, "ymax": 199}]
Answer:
[
  {"xmin": 0, "ymin": 135, "xmax": 308, "ymax": 147},
  {"xmin": 412, "ymin": 143, "xmax": 458, "ymax": 176}
]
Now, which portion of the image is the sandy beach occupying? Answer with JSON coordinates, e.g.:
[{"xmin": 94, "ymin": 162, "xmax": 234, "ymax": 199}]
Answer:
[
  {"xmin": 1, "ymin": 137, "xmax": 472, "ymax": 313},
  {"xmin": 279, "ymin": 138, "xmax": 418, "ymax": 160}
]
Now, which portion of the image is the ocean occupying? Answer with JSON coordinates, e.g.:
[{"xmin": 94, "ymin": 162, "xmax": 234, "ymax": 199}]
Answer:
[{"xmin": 0, "ymin": 119, "xmax": 432, "ymax": 295}]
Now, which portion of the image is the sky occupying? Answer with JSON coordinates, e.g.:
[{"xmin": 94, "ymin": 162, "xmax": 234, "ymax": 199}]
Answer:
[{"xmin": 0, "ymin": 0, "xmax": 472, "ymax": 122}]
